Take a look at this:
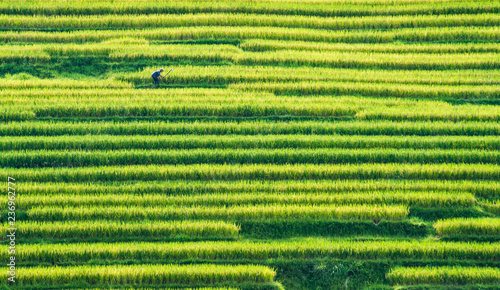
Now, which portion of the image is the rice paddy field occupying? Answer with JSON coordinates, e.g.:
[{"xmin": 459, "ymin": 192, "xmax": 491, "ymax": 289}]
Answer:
[{"xmin": 1, "ymin": 0, "xmax": 499, "ymax": 289}]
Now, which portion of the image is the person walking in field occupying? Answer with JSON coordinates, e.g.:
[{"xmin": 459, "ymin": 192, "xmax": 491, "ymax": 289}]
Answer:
[{"xmin": 151, "ymin": 68, "xmax": 165, "ymax": 86}]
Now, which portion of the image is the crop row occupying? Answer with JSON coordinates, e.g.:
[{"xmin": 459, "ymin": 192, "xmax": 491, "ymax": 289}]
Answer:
[
  {"xmin": 0, "ymin": 78, "xmax": 131, "ymax": 89},
  {"xmin": 4, "ymin": 41, "xmax": 500, "ymax": 76},
  {"xmin": 2, "ymin": 121, "xmax": 500, "ymax": 136},
  {"xmin": 356, "ymin": 105, "xmax": 500, "ymax": 122},
  {"xmin": 123, "ymin": 65, "xmax": 500, "ymax": 86},
  {"xmin": 1, "ymin": 43, "xmax": 239, "ymax": 63},
  {"xmin": 6, "ymin": 239, "xmax": 500, "ymax": 262},
  {"xmin": 77, "ymin": 289, "xmax": 236, "ymax": 290},
  {"xmin": 4, "ymin": 134, "xmax": 500, "ymax": 151},
  {"xmin": 0, "ymin": 87, "xmax": 266, "ymax": 100},
  {"xmin": 240, "ymin": 39, "xmax": 500, "ymax": 54},
  {"xmin": 0, "ymin": 220, "xmax": 239, "ymax": 239},
  {"xmin": 3, "ymin": 148, "xmax": 500, "ymax": 168},
  {"xmin": 1, "ymin": 26, "xmax": 498, "ymax": 44},
  {"xmin": 5, "ymin": 43, "xmax": 500, "ymax": 70},
  {"xmin": 17, "ymin": 191, "xmax": 476, "ymax": 209},
  {"xmin": 3, "ymin": 13, "xmax": 499, "ymax": 30},
  {"xmin": 231, "ymin": 81, "xmax": 500, "ymax": 99},
  {"xmin": 3, "ymin": 102, "xmax": 499, "ymax": 122},
  {"xmin": 4, "ymin": 89, "xmax": 499, "ymax": 122},
  {"xmin": 3, "ymin": 66, "xmax": 498, "ymax": 88},
  {"xmin": 18, "ymin": 179, "xmax": 500, "ymax": 199},
  {"xmin": 0, "ymin": 0, "xmax": 497, "ymax": 17},
  {"xmin": 231, "ymin": 51, "xmax": 500, "ymax": 70},
  {"xmin": 10, "ymin": 87, "xmax": 486, "ymax": 105},
  {"xmin": 387, "ymin": 266, "xmax": 500, "ymax": 285},
  {"xmin": 73, "ymin": 288, "xmax": 235, "ymax": 290},
  {"xmin": 483, "ymin": 201, "xmax": 500, "ymax": 214},
  {"xmin": 0, "ymin": 264, "xmax": 275, "ymax": 285},
  {"xmin": 2, "ymin": 163, "xmax": 500, "ymax": 182},
  {"xmin": 0, "ymin": 45, "xmax": 50, "ymax": 60},
  {"xmin": 24, "ymin": 204, "xmax": 407, "ymax": 221},
  {"xmin": 0, "ymin": 98, "xmax": 500, "ymax": 122},
  {"xmin": 2, "ymin": 102, "xmax": 357, "ymax": 120},
  {"xmin": 433, "ymin": 218, "xmax": 500, "ymax": 236}
]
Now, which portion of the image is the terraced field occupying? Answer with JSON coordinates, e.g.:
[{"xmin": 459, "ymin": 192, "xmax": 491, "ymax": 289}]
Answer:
[{"xmin": 1, "ymin": 0, "xmax": 499, "ymax": 289}]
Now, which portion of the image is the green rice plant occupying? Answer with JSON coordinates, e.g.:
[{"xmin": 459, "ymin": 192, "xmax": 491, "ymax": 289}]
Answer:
[
  {"xmin": 84, "ymin": 288, "xmax": 238, "ymax": 290},
  {"xmin": 2, "ymin": 1, "xmax": 500, "ymax": 287},
  {"xmin": 2, "ymin": 94, "xmax": 500, "ymax": 122},
  {"xmin": 4, "ymin": 88, "xmax": 499, "ymax": 121},
  {"xmin": 16, "ymin": 191, "xmax": 475, "ymax": 209},
  {"xmin": 240, "ymin": 39, "xmax": 500, "ymax": 54},
  {"xmin": 2, "ymin": 134, "xmax": 500, "ymax": 151},
  {"xmin": 387, "ymin": 266, "xmax": 500, "ymax": 285},
  {"xmin": 2, "ymin": 163, "xmax": 499, "ymax": 182},
  {"xmin": 2, "ymin": 13, "xmax": 498, "ymax": 30},
  {"xmin": 2, "ymin": 148, "xmax": 499, "ymax": 168},
  {"xmin": 0, "ymin": 0, "xmax": 497, "ymax": 18},
  {"xmin": 5, "ymin": 94, "xmax": 358, "ymax": 119},
  {"xmin": 0, "ymin": 220, "xmax": 239, "ymax": 239},
  {"xmin": 0, "ymin": 26, "xmax": 497, "ymax": 44},
  {"xmin": 27, "ymin": 102, "xmax": 355, "ymax": 118},
  {"xmin": 482, "ymin": 201, "xmax": 500, "ymax": 215},
  {"xmin": 1, "ymin": 120, "xmax": 499, "ymax": 137},
  {"xmin": 6, "ymin": 239, "xmax": 500, "ymax": 263},
  {"xmin": 0, "ymin": 45, "xmax": 50, "ymax": 61},
  {"xmin": 0, "ymin": 264, "xmax": 276, "ymax": 285},
  {"xmin": 357, "ymin": 103, "xmax": 500, "ymax": 122},
  {"xmin": 25, "ymin": 204, "xmax": 408, "ymax": 222},
  {"xmin": 0, "ymin": 78, "xmax": 132, "ymax": 89},
  {"xmin": 0, "ymin": 109, "xmax": 35, "ymax": 122},
  {"xmin": 75, "ymin": 288, "xmax": 237, "ymax": 290},
  {"xmin": 234, "ymin": 50, "xmax": 500, "ymax": 70},
  {"xmin": 0, "ymin": 87, "xmax": 265, "ymax": 100},
  {"xmin": 433, "ymin": 218, "xmax": 500, "ymax": 236},
  {"xmin": 3, "ymin": 40, "xmax": 141, "ymax": 57},
  {"xmin": 17, "ymin": 179, "xmax": 500, "ymax": 199},
  {"xmin": 231, "ymin": 81, "xmax": 500, "ymax": 99},
  {"xmin": 8, "ymin": 40, "xmax": 498, "ymax": 69},
  {"xmin": 109, "ymin": 43, "xmax": 240, "ymax": 62},
  {"xmin": 122, "ymin": 65, "xmax": 500, "ymax": 86}
]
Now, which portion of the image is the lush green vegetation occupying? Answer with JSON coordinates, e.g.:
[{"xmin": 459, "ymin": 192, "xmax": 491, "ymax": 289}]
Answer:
[{"xmin": 1, "ymin": 0, "xmax": 499, "ymax": 288}]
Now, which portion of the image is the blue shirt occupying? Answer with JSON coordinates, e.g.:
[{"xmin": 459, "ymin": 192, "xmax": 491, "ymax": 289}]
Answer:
[{"xmin": 151, "ymin": 70, "xmax": 162, "ymax": 78}]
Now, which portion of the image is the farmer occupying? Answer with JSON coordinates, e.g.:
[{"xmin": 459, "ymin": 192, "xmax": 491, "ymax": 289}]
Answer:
[{"xmin": 151, "ymin": 68, "xmax": 164, "ymax": 86}]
